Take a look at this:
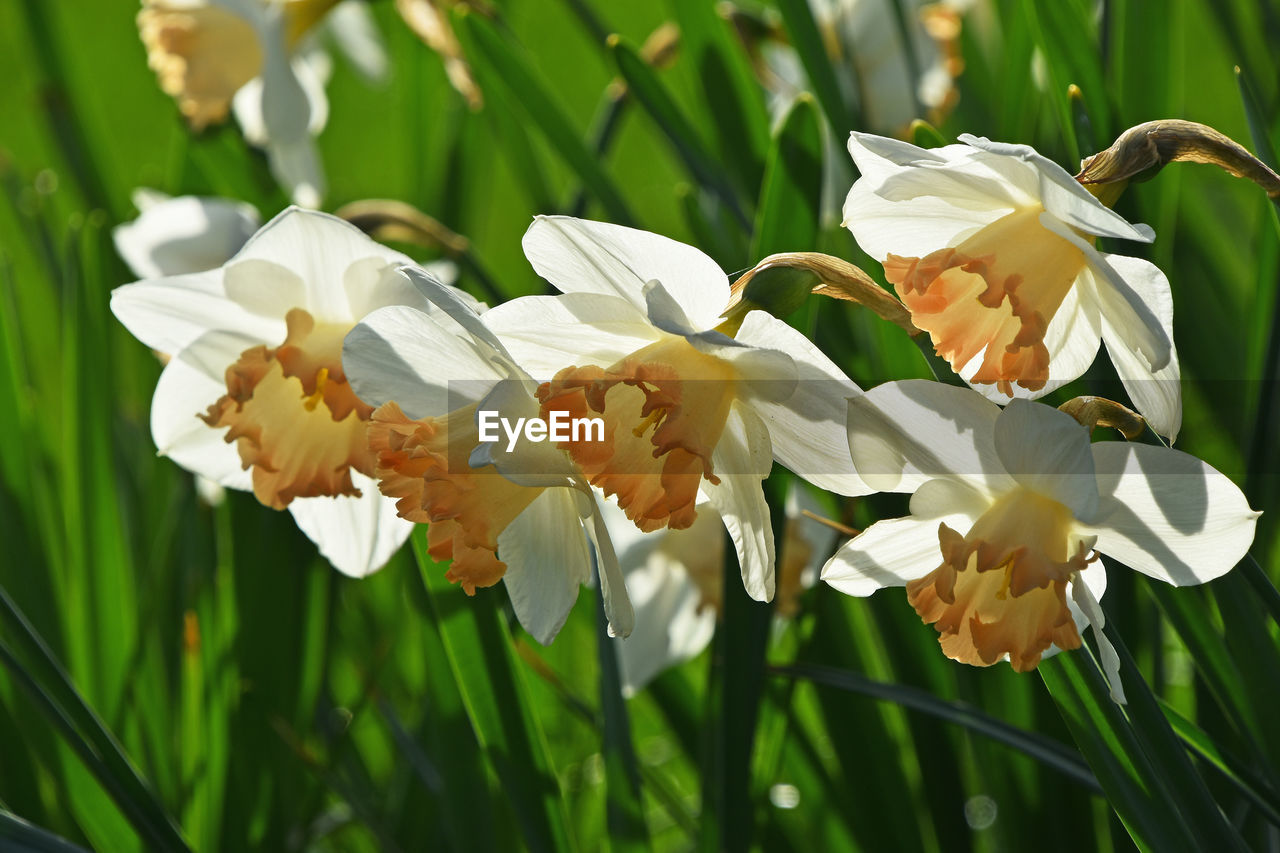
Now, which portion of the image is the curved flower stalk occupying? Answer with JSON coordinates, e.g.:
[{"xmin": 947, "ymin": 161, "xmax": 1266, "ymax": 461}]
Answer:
[
  {"xmin": 822, "ymin": 380, "xmax": 1259, "ymax": 701},
  {"xmin": 343, "ymin": 270, "xmax": 635, "ymax": 642},
  {"xmin": 843, "ymin": 132, "xmax": 1182, "ymax": 441},
  {"xmin": 606, "ymin": 488, "xmax": 838, "ymax": 696},
  {"xmin": 481, "ymin": 216, "xmax": 873, "ymax": 604},
  {"xmin": 110, "ymin": 207, "xmax": 460, "ymax": 577},
  {"xmin": 113, "ymin": 189, "xmax": 262, "ymax": 279},
  {"xmin": 138, "ymin": 0, "xmax": 387, "ymax": 206}
]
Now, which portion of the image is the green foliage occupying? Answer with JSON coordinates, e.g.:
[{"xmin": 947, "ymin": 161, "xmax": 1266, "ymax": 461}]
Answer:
[{"xmin": 0, "ymin": 0, "xmax": 1278, "ymax": 850}]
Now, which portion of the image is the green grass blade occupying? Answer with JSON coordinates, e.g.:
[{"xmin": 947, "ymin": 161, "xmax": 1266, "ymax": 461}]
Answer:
[
  {"xmin": 1159, "ymin": 699, "xmax": 1280, "ymax": 827},
  {"xmin": 0, "ymin": 588, "xmax": 190, "ymax": 852},
  {"xmin": 456, "ymin": 8, "xmax": 635, "ymax": 226},
  {"xmin": 1040, "ymin": 650, "xmax": 1198, "ymax": 852},
  {"xmin": 0, "ymin": 808, "xmax": 91, "ymax": 853},
  {"xmin": 772, "ymin": 0, "xmax": 858, "ymax": 138},
  {"xmin": 773, "ymin": 662, "xmax": 1101, "ymax": 793},
  {"xmin": 414, "ymin": 532, "xmax": 576, "ymax": 853},
  {"xmin": 594, "ymin": 581, "xmax": 649, "ymax": 850},
  {"xmin": 751, "ymin": 95, "xmax": 823, "ymax": 262},
  {"xmin": 664, "ymin": 0, "xmax": 770, "ymax": 195},
  {"xmin": 609, "ymin": 35, "xmax": 751, "ymax": 229}
]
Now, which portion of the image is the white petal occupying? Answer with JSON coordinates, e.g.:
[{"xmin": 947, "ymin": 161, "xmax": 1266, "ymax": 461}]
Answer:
[
  {"xmin": 584, "ymin": 491, "xmax": 635, "ymax": 638},
  {"xmin": 266, "ymin": 136, "xmax": 326, "ymax": 210},
  {"xmin": 1070, "ymin": 573, "xmax": 1126, "ymax": 704},
  {"xmin": 733, "ymin": 311, "xmax": 871, "ymax": 496},
  {"xmin": 325, "ymin": 0, "xmax": 388, "ymax": 81},
  {"xmin": 229, "ymin": 209, "xmax": 412, "ymax": 322},
  {"xmin": 1090, "ymin": 255, "xmax": 1182, "ymax": 441},
  {"xmin": 522, "ymin": 216, "xmax": 731, "ymax": 331},
  {"xmin": 111, "ymin": 273, "xmax": 284, "ymax": 356},
  {"xmin": 1041, "ymin": 218, "xmax": 1172, "ymax": 376},
  {"xmin": 842, "ymin": 173, "xmax": 1006, "ymax": 262},
  {"xmin": 343, "ymin": 305, "xmax": 503, "ymax": 418},
  {"xmin": 1088, "ymin": 442, "xmax": 1260, "ymax": 586},
  {"xmin": 821, "ymin": 516, "xmax": 944, "ymax": 597},
  {"xmin": 993, "ymin": 399, "xmax": 1099, "ymax": 520},
  {"xmin": 1040, "ymin": 276, "xmax": 1103, "ymax": 390},
  {"xmin": 498, "ymin": 488, "xmax": 592, "ymax": 644},
  {"xmin": 703, "ymin": 405, "xmax": 775, "ymax": 601},
  {"xmin": 288, "ymin": 473, "xmax": 413, "ymax": 577},
  {"xmin": 113, "ymin": 195, "xmax": 260, "ymax": 279},
  {"xmin": 149, "ymin": 355, "xmax": 252, "ymax": 491},
  {"xmin": 615, "ymin": 546, "xmax": 716, "ymax": 696},
  {"xmin": 847, "ymin": 380, "xmax": 1013, "ymax": 495},
  {"xmin": 481, "ymin": 293, "xmax": 662, "ymax": 379},
  {"xmin": 959, "ymin": 135, "xmax": 1154, "ymax": 243}
]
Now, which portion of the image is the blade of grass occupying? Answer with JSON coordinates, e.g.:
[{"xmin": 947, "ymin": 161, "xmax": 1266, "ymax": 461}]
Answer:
[
  {"xmin": 594, "ymin": 576, "xmax": 648, "ymax": 850},
  {"xmin": 456, "ymin": 7, "xmax": 634, "ymax": 226},
  {"xmin": 772, "ymin": 0, "xmax": 858, "ymax": 140},
  {"xmin": 0, "ymin": 808, "xmax": 91, "ymax": 853},
  {"xmin": 772, "ymin": 662, "xmax": 1101, "ymax": 793},
  {"xmin": 751, "ymin": 95, "xmax": 823, "ymax": 262},
  {"xmin": 609, "ymin": 35, "xmax": 751, "ymax": 230},
  {"xmin": 1040, "ymin": 649, "xmax": 1198, "ymax": 852},
  {"xmin": 414, "ymin": 531, "xmax": 577, "ymax": 853},
  {"xmin": 0, "ymin": 587, "xmax": 189, "ymax": 852}
]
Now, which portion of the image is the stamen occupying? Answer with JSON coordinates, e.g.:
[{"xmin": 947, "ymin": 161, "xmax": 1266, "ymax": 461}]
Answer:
[
  {"xmin": 302, "ymin": 367, "xmax": 329, "ymax": 412},
  {"xmin": 631, "ymin": 408, "xmax": 665, "ymax": 438}
]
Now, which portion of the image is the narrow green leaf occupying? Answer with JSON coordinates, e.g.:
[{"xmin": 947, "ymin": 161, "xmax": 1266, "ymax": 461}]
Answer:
[
  {"xmin": 1041, "ymin": 651, "xmax": 1199, "ymax": 851},
  {"xmin": 1159, "ymin": 699, "xmax": 1280, "ymax": 827},
  {"xmin": 751, "ymin": 95, "xmax": 823, "ymax": 262},
  {"xmin": 0, "ymin": 588, "xmax": 190, "ymax": 852},
  {"xmin": 609, "ymin": 35, "xmax": 750, "ymax": 229},
  {"xmin": 414, "ymin": 533, "xmax": 576, "ymax": 853},
  {"xmin": 773, "ymin": 0, "xmax": 858, "ymax": 138},
  {"xmin": 456, "ymin": 8, "xmax": 634, "ymax": 226},
  {"xmin": 0, "ymin": 808, "xmax": 91, "ymax": 853},
  {"xmin": 664, "ymin": 0, "xmax": 770, "ymax": 194},
  {"xmin": 774, "ymin": 662, "xmax": 1101, "ymax": 793},
  {"xmin": 595, "ymin": 582, "xmax": 648, "ymax": 850}
]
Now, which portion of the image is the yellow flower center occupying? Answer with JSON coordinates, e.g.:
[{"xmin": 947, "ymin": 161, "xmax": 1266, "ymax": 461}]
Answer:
[
  {"xmin": 366, "ymin": 402, "xmax": 541, "ymax": 594},
  {"xmin": 202, "ymin": 307, "xmax": 374, "ymax": 510},
  {"xmin": 884, "ymin": 205, "xmax": 1087, "ymax": 396},
  {"xmin": 905, "ymin": 487, "xmax": 1092, "ymax": 671},
  {"xmin": 535, "ymin": 334, "xmax": 738, "ymax": 533}
]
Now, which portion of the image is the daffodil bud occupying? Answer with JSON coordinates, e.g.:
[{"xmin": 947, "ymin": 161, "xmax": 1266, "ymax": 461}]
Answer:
[
  {"xmin": 1058, "ymin": 396, "xmax": 1146, "ymax": 440},
  {"xmin": 722, "ymin": 251, "xmax": 918, "ymax": 336},
  {"xmin": 1077, "ymin": 119, "xmax": 1280, "ymax": 201}
]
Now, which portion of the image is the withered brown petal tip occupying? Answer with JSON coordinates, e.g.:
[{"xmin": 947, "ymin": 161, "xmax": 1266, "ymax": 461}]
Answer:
[
  {"xmin": 1058, "ymin": 395, "xmax": 1147, "ymax": 440},
  {"xmin": 1077, "ymin": 119, "xmax": 1280, "ymax": 199}
]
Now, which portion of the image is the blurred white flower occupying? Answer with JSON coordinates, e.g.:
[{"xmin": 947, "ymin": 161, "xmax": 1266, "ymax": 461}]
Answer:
[
  {"xmin": 111, "ymin": 207, "xmax": 456, "ymax": 577},
  {"xmin": 343, "ymin": 270, "xmax": 635, "ymax": 641},
  {"xmin": 608, "ymin": 488, "xmax": 838, "ymax": 695},
  {"xmin": 483, "ymin": 216, "xmax": 872, "ymax": 606},
  {"xmin": 843, "ymin": 132, "xmax": 1182, "ymax": 440},
  {"xmin": 760, "ymin": 0, "xmax": 972, "ymax": 135},
  {"xmin": 823, "ymin": 381, "xmax": 1259, "ymax": 701},
  {"xmin": 113, "ymin": 189, "xmax": 261, "ymax": 279},
  {"xmin": 138, "ymin": 0, "xmax": 387, "ymax": 206}
]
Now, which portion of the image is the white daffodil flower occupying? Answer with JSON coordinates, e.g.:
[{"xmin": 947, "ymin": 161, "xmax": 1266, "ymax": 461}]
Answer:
[
  {"xmin": 843, "ymin": 132, "xmax": 1182, "ymax": 441},
  {"xmin": 606, "ymin": 488, "xmax": 838, "ymax": 696},
  {"xmin": 822, "ymin": 380, "xmax": 1258, "ymax": 701},
  {"xmin": 110, "ymin": 207, "xmax": 462, "ymax": 578},
  {"xmin": 343, "ymin": 270, "xmax": 635, "ymax": 642},
  {"xmin": 138, "ymin": 0, "xmax": 387, "ymax": 207},
  {"xmin": 480, "ymin": 216, "xmax": 872, "ymax": 605},
  {"xmin": 113, "ymin": 189, "xmax": 261, "ymax": 279}
]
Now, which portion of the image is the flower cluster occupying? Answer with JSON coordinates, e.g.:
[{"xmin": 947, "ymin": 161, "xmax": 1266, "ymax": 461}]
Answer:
[{"xmin": 113, "ymin": 77, "xmax": 1261, "ymax": 696}]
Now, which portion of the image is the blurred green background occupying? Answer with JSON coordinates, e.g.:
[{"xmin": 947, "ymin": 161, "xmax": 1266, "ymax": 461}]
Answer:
[{"xmin": 1, "ymin": 0, "xmax": 1279, "ymax": 850}]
